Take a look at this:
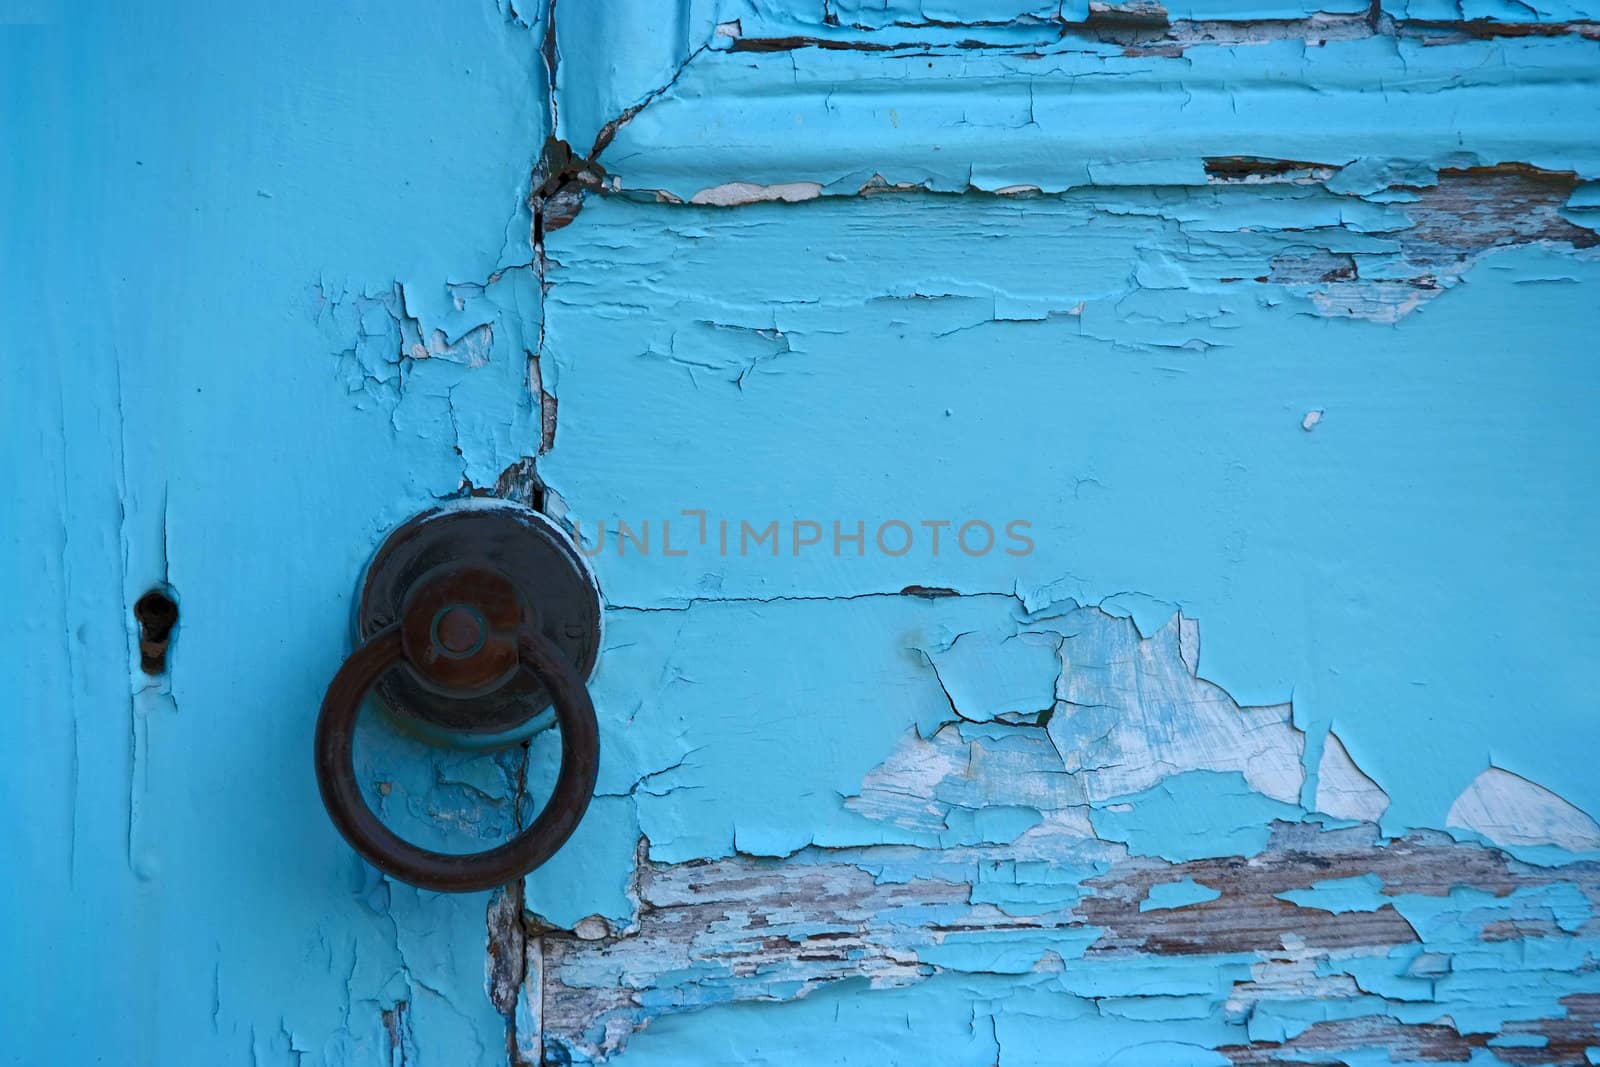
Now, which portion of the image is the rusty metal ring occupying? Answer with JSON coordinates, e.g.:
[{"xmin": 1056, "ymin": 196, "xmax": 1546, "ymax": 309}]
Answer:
[{"xmin": 314, "ymin": 623, "xmax": 600, "ymax": 893}]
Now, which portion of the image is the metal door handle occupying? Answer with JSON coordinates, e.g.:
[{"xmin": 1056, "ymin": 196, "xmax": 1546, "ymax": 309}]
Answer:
[{"xmin": 314, "ymin": 504, "xmax": 603, "ymax": 893}]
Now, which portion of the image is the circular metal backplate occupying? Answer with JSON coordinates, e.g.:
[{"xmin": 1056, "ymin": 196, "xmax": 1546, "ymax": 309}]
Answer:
[{"xmin": 356, "ymin": 500, "xmax": 601, "ymax": 746}]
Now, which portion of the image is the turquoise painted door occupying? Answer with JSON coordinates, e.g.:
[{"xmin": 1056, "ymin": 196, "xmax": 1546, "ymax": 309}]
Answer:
[{"xmin": 9, "ymin": 2, "xmax": 1600, "ymax": 1065}]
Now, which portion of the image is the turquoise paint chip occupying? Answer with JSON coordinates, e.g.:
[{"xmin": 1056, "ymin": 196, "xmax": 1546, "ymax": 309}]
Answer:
[{"xmin": 1141, "ymin": 878, "xmax": 1223, "ymax": 912}]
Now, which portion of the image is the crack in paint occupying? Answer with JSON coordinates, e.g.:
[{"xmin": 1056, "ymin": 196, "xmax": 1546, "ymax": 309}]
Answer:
[{"xmin": 526, "ymin": 601, "xmax": 1600, "ymax": 1062}]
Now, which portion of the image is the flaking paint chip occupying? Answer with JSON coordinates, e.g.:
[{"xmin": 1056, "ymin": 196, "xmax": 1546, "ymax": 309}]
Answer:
[
  {"xmin": 1302, "ymin": 409, "xmax": 1324, "ymax": 431},
  {"xmin": 573, "ymin": 916, "xmax": 611, "ymax": 941}
]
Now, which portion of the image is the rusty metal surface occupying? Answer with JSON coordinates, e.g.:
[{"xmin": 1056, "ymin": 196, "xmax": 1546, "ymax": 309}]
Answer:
[
  {"xmin": 316, "ymin": 564, "xmax": 601, "ymax": 892},
  {"xmin": 357, "ymin": 502, "xmax": 602, "ymax": 741}
]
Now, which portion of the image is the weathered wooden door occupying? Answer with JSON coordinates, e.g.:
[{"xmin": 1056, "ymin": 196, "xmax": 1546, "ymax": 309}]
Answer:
[{"xmin": 10, "ymin": 1, "xmax": 1600, "ymax": 1064}]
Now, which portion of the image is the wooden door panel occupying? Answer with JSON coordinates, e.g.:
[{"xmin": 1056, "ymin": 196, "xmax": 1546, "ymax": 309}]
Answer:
[
  {"xmin": 526, "ymin": 2, "xmax": 1600, "ymax": 1063},
  {"xmin": 10, "ymin": 2, "xmax": 1600, "ymax": 1065}
]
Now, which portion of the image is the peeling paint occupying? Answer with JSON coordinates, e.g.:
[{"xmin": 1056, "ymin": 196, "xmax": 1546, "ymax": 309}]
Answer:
[
  {"xmin": 539, "ymin": 819, "xmax": 1600, "ymax": 1062},
  {"xmin": 688, "ymin": 181, "xmax": 824, "ymax": 207},
  {"xmin": 521, "ymin": 9, "xmax": 1600, "ymax": 1036},
  {"xmin": 1313, "ymin": 730, "xmax": 1391, "ymax": 824},
  {"xmin": 11, "ymin": 3, "xmax": 555, "ymax": 1063},
  {"xmin": 533, "ymin": 4, "xmax": 1600, "ymax": 1059},
  {"xmin": 523, "ymin": 600, "xmax": 1600, "ymax": 1062},
  {"xmin": 1450, "ymin": 767, "xmax": 1600, "ymax": 852},
  {"xmin": 13, "ymin": 0, "xmax": 1600, "ymax": 1064},
  {"xmin": 1143, "ymin": 878, "xmax": 1225, "ymax": 912}
]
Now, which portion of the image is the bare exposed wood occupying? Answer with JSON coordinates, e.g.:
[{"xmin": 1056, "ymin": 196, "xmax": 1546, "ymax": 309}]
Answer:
[{"xmin": 541, "ymin": 825, "xmax": 1600, "ymax": 1062}]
